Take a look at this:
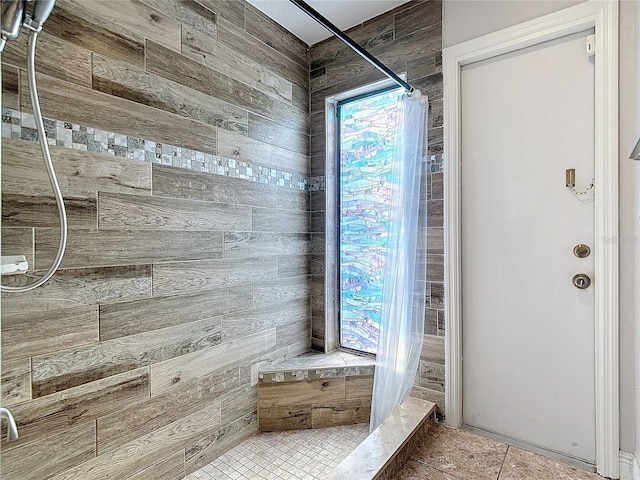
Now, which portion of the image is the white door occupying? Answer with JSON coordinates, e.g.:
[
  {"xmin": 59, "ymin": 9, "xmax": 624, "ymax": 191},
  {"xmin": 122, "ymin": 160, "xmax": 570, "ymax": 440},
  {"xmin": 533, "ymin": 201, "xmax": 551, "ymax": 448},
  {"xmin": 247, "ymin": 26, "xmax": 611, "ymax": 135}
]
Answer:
[{"xmin": 461, "ymin": 31, "xmax": 596, "ymax": 463}]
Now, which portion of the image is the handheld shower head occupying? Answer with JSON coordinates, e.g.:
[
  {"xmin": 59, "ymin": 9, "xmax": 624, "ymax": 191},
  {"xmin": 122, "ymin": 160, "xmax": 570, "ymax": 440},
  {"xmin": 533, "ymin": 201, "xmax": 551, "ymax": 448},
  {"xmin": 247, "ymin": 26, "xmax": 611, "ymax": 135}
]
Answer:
[{"xmin": 30, "ymin": 0, "xmax": 56, "ymax": 28}]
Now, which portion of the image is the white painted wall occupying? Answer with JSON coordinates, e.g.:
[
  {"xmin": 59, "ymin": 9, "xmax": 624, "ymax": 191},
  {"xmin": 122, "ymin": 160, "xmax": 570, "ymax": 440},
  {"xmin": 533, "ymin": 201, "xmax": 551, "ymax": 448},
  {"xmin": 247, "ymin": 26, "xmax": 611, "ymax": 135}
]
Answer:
[{"xmin": 443, "ymin": 0, "xmax": 638, "ymax": 454}]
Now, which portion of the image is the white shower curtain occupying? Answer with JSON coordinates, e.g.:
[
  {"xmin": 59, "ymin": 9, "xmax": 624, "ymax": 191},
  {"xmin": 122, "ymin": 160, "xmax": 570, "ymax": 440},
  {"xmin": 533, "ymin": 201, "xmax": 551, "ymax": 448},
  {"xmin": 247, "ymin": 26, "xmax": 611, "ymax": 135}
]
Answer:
[{"xmin": 370, "ymin": 90, "xmax": 428, "ymax": 431}]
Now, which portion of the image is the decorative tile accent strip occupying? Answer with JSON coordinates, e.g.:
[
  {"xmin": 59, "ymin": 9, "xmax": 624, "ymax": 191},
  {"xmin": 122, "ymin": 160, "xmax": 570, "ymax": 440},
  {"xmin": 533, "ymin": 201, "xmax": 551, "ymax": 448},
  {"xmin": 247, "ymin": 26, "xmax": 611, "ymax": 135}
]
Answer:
[
  {"xmin": 1, "ymin": 108, "xmax": 308, "ymax": 191},
  {"xmin": 258, "ymin": 364, "xmax": 375, "ymax": 383},
  {"xmin": 427, "ymin": 154, "xmax": 444, "ymax": 173},
  {"xmin": 309, "ymin": 175, "xmax": 325, "ymax": 191}
]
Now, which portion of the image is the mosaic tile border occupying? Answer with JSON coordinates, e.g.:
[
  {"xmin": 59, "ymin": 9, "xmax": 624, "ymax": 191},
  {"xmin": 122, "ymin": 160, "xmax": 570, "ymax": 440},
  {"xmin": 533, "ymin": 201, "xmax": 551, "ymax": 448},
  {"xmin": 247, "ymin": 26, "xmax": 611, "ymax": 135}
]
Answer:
[
  {"xmin": 1, "ymin": 108, "xmax": 308, "ymax": 191},
  {"xmin": 259, "ymin": 365, "xmax": 375, "ymax": 383}
]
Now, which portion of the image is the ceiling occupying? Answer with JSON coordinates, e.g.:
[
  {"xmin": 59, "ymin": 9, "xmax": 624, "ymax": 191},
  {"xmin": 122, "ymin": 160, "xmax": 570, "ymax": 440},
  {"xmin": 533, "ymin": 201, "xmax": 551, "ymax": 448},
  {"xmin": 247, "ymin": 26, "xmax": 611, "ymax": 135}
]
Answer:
[{"xmin": 245, "ymin": 0, "xmax": 411, "ymax": 46}]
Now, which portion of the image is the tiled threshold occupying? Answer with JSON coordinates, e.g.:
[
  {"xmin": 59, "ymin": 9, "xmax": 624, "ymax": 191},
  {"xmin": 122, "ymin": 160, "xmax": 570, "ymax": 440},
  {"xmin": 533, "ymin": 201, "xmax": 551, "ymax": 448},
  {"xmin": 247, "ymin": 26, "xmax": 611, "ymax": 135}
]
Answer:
[{"xmin": 328, "ymin": 397, "xmax": 436, "ymax": 480}]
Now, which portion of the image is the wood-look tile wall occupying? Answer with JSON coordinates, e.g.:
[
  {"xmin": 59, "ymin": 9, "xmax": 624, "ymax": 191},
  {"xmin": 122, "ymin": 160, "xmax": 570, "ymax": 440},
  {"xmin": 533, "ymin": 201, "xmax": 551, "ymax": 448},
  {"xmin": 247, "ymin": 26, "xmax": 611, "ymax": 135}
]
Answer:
[
  {"xmin": 1, "ymin": 1, "xmax": 310, "ymax": 478},
  {"xmin": 307, "ymin": 0, "xmax": 445, "ymax": 411}
]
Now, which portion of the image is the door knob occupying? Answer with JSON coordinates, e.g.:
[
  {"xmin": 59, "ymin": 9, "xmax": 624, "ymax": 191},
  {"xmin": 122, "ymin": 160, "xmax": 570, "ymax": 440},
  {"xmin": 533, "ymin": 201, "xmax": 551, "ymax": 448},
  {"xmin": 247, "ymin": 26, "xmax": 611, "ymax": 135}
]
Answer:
[{"xmin": 572, "ymin": 273, "xmax": 591, "ymax": 289}]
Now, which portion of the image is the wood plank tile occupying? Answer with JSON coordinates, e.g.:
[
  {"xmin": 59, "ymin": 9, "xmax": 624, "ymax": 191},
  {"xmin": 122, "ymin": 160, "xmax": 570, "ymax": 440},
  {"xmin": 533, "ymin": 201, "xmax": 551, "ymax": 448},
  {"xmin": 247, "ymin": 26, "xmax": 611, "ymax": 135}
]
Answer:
[
  {"xmin": 4, "ymin": 367, "xmax": 148, "ymax": 450},
  {"xmin": 427, "ymin": 254, "xmax": 444, "ymax": 282},
  {"xmin": 146, "ymin": 40, "xmax": 275, "ymax": 120},
  {"xmin": 421, "ymin": 334, "xmax": 445, "ymax": 365},
  {"xmin": 195, "ymin": 0, "xmax": 244, "ymax": 28},
  {"xmin": 309, "ymin": 14, "xmax": 394, "ymax": 71},
  {"xmin": 278, "ymin": 255, "xmax": 310, "ymax": 278},
  {"xmin": 271, "ymin": 96, "xmax": 310, "ymax": 133},
  {"xmin": 395, "ymin": 0, "xmax": 442, "ymax": 39},
  {"xmin": 2, "ymin": 306, "xmax": 98, "ymax": 361},
  {"xmin": 1, "ymin": 227, "xmax": 34, "ymax": 269},
  {"xmin": 276, "ymin": 319, "xmax": 311, "ymax": 349},
  {"xmin": 97, "ymin": 366, "xmax": 239, "ymax": 454},
  {"xmin": 2, "ymin": 138, "xmax": 151, "ymax": 198},
  {"xmin": 185, "ymin": 412, "xmax": 257, "ymax": 475},
  {"xmin": 427, "ymin": 227, "xmax": 444, "ymax": 255},
  {"xmin": 259, "ymin": 405, "xmax": 311, "ymax": 431},
  {"xmin": 221, "ymin": 380, "xmax": 258, "ymax": 423},
  {"xmin": 99, "ymin": 289, "xmax": 242, "ymax": 340},
  {"xmin": 2, "ymin": 31, "xmax": 91, "ymax": 87},
  {"xmin": 258, "ymin": 378, "xmax": 346, "ymax": 408},
  {"xmin": 91, "ymin": 53, "xmax": 248, "ymax": 134},
  {"xmin": 310, "ymin": 190, "xmax": 325, "ymax": 212},
  {"xmin": 153, "ymin": 257, "xmax": 278, "ymax": 297},
  {"xmin": 1, "ymin": 64, "xmax": 20, "ymax": 110},
  {"xmin": 35, "ymin": 228, "xmax": 223, "ymax": 269},
  {"xmin": 310, "ymin": 210, "xmax": 325, "ymax": 233},
  {"xmin": 278, "ymin": 187, "xmax": 309, "ymax": 212},
  {"xmin": 244, "ymin": 4, "xmax": 308, "ymax": 68},
  {"xmin": 217, "ymin": 129, "xmax": 309, "ymax": 175},
  {"xmin": 21, "ymin": 73, "xmax": 218, "ymax": 154},
  {"xmin": 419, "ymin": 359, "xmax": 445, "ymax": 392},
  {"xmin": 224, "ymin": 232, "xmax": 310, "ymax": 258},
  {"xmin": 46, "ymin": 5, "xmax": 144, "ymax": 65},
  {"xmin": 217, "ymin": 17, "xmax": 308, "ymax": 88},
  {"xmin": 222, "ymin": 297, "xmax": 309, "ymax": 343},
  {"xmin": 252, "ymin": 276, "xmax": 311, "ymax": 309},
  {"xmin": 292, "ymin": 83, "xmax": 309, "ymax": 114},
  {"xmin": 311, "ymin": 399, "xmax": 371, "ymax": 428},
  {"xmin": 248, "ymin": 113, "xmax": 309, "ymax": 155},
  {"xmin": 58, "ymin": 0, "xmax": 181, "ymax": 52},
  {"xmin": 252, "ymin": 207, "xmax": 308, "ymax": 233},
  {"xmin": 3, "ymin": 194, "xmax": 97, "ymax": 228},
  {"xmin": 152, "ymin": 164, "xmax": 279, "ymax": 207},
  {"xmin": 150, "ymin": 329, "xmax": 276, "ymax": 397},
  {"xmin": 48, "ymin": 402, "xmax": 222, "ymax": 480},
  {"xmin": 141, "ymin": 0, "xmax": 217, "ymax": 38},
  {"xmin": 98, "ymin": 192, "xmax": 251, "ymax": 231},
  {"xmin": 345, "ymin": 375, "xmax": 374, "ymax": 400},
  {"xmin": 1, "ymin": 358, "xmax": 31, "ymax": 407},
  {"xmin": 128, "ymin": 450, "xmax": 185, "ymax": 480},
  {"xmin": 1, "ymin": 422, "xmax": 96, "ymax": 480},
  {"xmin": 1, "ymin": 265, "xmax": 152, "ymax": 315},
  {"xmin": 32, "ymin": 317, "xmax": 222, "ymax": 398},
  {"xmin": 428, "ymin": 199, "xmax": 443, "ymax": 227},
  {"xmin": 310, "ymin": 255, "xmax": 325, "ymax": 276},
  {"xmin": 181, "ymin": 25, "xmax": 293, "ymax": 104}
]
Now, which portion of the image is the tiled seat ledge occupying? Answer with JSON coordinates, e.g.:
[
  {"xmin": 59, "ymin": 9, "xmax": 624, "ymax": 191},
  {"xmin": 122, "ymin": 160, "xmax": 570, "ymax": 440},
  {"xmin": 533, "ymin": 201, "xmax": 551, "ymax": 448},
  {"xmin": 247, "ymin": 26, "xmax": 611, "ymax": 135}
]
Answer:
[
  {"xmin": 259, "ymin": 350, "xmax": 375, "ymax": 383},
  {"xmin": 258, "ymin": 351, "xmax": 376, "ymax": 431},
  {"xmin": 327, "ymin": 397, "xmax": 437, "ymax": 480}
]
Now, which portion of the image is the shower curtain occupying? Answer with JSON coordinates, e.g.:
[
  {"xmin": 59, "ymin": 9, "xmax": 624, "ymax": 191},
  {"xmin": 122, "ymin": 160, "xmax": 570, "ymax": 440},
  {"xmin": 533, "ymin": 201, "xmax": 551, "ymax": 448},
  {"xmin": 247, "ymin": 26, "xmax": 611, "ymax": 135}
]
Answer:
[{"xmin": 370, "ymin": 90, "xmax": 428, "ymax": 432}]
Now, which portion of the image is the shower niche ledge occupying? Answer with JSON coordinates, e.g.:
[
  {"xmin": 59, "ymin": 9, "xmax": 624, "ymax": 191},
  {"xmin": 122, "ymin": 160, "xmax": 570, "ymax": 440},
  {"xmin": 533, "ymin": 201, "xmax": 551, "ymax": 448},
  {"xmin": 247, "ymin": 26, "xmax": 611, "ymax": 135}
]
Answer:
[{"xmin": 257, "ymin": 350, "xmax": 375, "ymax": 431}]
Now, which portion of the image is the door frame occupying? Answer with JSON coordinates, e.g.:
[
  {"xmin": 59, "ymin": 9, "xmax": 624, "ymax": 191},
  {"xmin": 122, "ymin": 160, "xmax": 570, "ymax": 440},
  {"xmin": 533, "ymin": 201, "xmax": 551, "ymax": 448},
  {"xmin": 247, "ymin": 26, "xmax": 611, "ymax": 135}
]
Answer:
[{"xmin": 443, "ymin": 1, "xmax": 619, "ymax": 477}]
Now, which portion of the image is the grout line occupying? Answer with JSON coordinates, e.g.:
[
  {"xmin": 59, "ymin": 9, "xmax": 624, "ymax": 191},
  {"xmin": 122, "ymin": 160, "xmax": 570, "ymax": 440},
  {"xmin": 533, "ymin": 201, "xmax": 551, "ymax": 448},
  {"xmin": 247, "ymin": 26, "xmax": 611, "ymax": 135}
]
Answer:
[{"xmin": 497, "ymin": 445, "xmax": 510, "ymax": 480}]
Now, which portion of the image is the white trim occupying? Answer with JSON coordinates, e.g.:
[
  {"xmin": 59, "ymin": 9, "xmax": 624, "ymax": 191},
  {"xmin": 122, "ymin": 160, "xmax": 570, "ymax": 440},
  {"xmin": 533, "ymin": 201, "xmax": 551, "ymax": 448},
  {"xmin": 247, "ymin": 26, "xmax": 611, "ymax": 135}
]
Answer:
[
  {"xmin": 619, "ymin": 452, "xmax": 635, "ymax": 480},
  {"xmin": 443, "ymin": 1, "xmax": 619, "ymax": 478},
  {"xmin": 634, "ymin": 455, "xmax": 640, "ymax": 480}
]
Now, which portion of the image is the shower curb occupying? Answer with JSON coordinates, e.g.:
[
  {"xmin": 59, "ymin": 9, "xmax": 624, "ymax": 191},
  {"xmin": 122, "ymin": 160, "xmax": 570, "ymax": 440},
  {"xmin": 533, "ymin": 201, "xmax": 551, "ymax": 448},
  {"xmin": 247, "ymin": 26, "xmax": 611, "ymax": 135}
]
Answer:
[{"xmin": 327, "ymin": 396, "xmax": 436, "ymax": 480}]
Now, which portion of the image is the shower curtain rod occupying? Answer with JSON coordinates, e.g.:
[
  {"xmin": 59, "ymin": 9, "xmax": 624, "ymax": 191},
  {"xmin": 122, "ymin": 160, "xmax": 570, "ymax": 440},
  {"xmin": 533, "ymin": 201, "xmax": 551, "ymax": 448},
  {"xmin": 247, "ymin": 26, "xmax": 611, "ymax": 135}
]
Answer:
[{"xmin": 290, "ymin": 0, "xmax": 414, "ymax": 93}]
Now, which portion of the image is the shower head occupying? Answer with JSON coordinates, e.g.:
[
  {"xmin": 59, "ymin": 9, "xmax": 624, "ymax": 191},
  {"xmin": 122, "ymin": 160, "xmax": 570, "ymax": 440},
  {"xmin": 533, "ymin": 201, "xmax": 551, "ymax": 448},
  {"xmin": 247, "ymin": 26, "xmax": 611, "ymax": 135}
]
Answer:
[
  {"xmin": 30, "ymin": 0, "xmax": 56, "ymax": 29},
  {"xmin": 0, "ymin": 0, "xmax": 27, "ymax": 51}
]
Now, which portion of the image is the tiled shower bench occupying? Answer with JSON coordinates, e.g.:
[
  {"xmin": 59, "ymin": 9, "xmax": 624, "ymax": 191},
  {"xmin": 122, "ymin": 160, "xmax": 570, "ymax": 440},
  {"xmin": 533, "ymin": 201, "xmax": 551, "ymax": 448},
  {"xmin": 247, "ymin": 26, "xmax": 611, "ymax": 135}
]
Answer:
[{"xmin": 257, "ymin": 350, "xmax": 375, "ymax": 431}]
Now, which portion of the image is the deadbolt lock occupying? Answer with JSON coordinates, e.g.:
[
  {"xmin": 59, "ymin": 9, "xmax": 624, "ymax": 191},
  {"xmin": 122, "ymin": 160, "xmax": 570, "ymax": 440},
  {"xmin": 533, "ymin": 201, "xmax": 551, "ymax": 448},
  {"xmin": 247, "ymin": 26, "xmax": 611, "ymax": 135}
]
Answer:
[
  {"xmin": 573, "ymin": 244, "xmax": 591, "ymax": 258},
  {"xmin": 572, "ymin": 273, "xmax": 591, "ymax": 289}
]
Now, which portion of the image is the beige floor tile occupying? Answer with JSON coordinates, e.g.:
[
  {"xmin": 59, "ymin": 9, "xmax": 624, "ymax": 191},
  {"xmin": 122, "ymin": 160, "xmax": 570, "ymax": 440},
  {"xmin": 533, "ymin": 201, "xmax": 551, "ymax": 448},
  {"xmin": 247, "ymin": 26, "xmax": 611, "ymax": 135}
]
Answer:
[
  {"xmin": 409, "ymin": 424, "xmax": 507, "ymax": 480},
  {"xmin": 498, "ymin": 447, "xmax": 600, "ymax": 480},
  {"xmin": 395, "ymin": 460, "xmax": 461, "ymax": 479}
]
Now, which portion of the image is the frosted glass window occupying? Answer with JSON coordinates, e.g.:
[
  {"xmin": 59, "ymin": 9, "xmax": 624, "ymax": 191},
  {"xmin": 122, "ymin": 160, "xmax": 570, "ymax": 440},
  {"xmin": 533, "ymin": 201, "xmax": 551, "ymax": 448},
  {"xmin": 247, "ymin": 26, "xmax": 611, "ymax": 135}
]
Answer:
[{"xmin": 338, "ymin": 87, "xmax": 403, "ymax": 354}]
